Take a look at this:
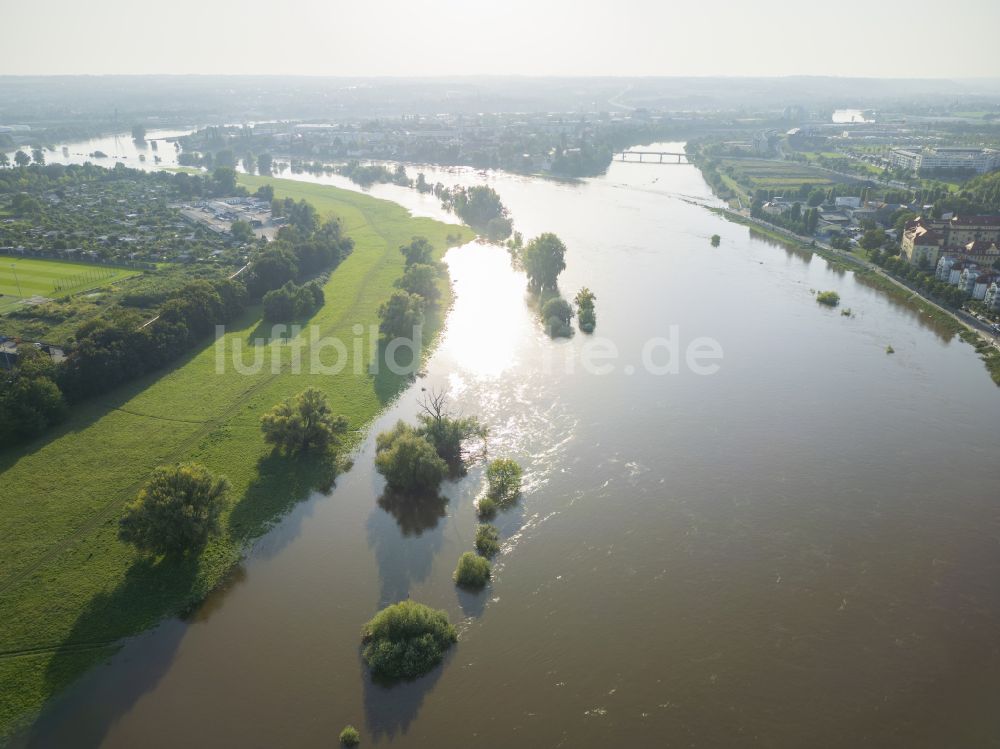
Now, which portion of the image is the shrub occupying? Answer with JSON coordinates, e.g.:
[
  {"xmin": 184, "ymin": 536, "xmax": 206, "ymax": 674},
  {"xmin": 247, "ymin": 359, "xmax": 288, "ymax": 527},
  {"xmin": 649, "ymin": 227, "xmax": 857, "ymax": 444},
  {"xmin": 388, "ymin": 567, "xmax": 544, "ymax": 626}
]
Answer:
[
  {"xmin": 454, "ymin": 551, "xmax": 491, "ymax": 589},
  {"xmin": 816, "ymin": 290, "xmax": 841, "ymax": 307},
  {"xmin": 574, "ymin": 287, "xmax": 596, "ymax": 333},
  {"xmin": 118, "ymin": 463, "xmax": 229, "ymax": 556},
  {"xmin": 474, "ymin": 523, "xmax": 500, "ymax": 557},
  {"xmin": 374, "ymin": 421, "xmax": 448, "ymax": 494},
  {"xmin": 476, "ymin": 496, "xmax": 498, "ymax": 519},
  {"xmin": 710, "ymin": 234, "xmax": 721, "ymax": 246},
  {"xmin": 260, "ymin": 388, "xmax": 348, "ymax": 454},
  {"xmin": 361, "ymin": 600, "xmax": 457, "ymax": 681},
  {"xmin": 486, "ymin": 458, "xmax": 522, "ymax": 506},
  {"xmin": 415, "ymin": 390, "xmax": 485, "ymax": 471},
  {"xmin": 339, "ymin": 725, "xmax": 360, "ymax": 746},
  {"xmin": 542, "ymin": 296, "xmax": 574, "ymax": 338}
]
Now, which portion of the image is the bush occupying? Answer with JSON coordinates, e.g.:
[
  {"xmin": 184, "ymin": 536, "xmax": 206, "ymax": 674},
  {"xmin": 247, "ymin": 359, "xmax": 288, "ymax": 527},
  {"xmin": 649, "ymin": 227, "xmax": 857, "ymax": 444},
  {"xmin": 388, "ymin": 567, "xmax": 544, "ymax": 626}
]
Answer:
[
  {"xmin": 415, "ymin": 390, "xmax": 485, "ymax": 471},
  {"xmin": 454, "ymin": 552, "xmax": 491, "ymax": 588},
  {"xmin": 574, "ymin": 287, "xmax": 596, "ymax": 333},
  {"xmin": 542, "ymin": 296, "xmax": 574, "ymax": 338},
  {"xmin": 260, "ymin": 388, "xmax": 348, "ymax": 454},
  {"xmin": 118, "ymin": 463, "xmax": 229, "ymax": 556},
  {"xmin": 486, "ymin": 458, "xmax": 522, "ymax": 506},
  {"xmin": 360, "ymin": 600, "xmax": 457, "ymax": 681},
  {"xmin": 476, "ymin": 496, "xmax": 498, "ymax": 519},
  {"xmin": 339, "ymin": 725, "xmax": 360, "ymax": 746},
  {"xmin": 474, "ymin": 524, "xmax": 500, "ymax": 557},
  {"xmin": 374, "ymin": 421, "xmax": 448, "ymax": 494},
  {"xmin": 710, "ymin": 234, "xmax": 721, "ymax": 247},
  {"xmin": 816, "ymin": 290, "xmax": 841, "ymax": 307}
]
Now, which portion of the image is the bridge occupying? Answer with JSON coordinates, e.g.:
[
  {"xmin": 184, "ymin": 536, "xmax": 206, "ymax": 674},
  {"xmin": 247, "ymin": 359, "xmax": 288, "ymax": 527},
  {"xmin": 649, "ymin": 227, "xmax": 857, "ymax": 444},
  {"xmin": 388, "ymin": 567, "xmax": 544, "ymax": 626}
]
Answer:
[{"xmin": 617, "ymin": 150, "xmax": 690, "ymax": 164}]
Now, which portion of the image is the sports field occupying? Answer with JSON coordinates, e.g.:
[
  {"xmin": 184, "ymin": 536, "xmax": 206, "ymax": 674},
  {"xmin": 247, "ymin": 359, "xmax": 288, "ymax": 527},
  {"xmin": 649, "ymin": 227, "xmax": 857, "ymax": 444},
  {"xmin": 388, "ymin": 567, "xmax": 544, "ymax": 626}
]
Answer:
[{"xmin": 0, "ymin": 258, "xmax": 137, "ymax": 312}]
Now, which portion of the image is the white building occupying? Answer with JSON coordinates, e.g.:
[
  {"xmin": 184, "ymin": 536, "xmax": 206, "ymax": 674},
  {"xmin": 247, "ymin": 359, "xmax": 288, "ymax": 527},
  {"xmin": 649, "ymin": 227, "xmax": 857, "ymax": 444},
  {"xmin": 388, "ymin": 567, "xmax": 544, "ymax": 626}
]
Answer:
[{"xmin": 889, "ymin": 147, "xmax": 1000, "ymax": 175}]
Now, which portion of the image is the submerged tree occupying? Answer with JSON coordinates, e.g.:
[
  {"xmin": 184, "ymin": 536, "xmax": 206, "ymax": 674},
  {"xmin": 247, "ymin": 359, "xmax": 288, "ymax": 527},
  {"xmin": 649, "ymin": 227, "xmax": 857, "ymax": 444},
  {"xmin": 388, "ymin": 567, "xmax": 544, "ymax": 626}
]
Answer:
[
  {"xmin": 361, "ymin": 600, "xmax": 457, "ymax": 682},
  {"xmin": 374, "ymin": 421, "xmax": 448, "ymax": 495},
  {"xmin": 521, "ymin": 232, "xmax": 567, "ymax": 290},
  {"xmin": 574, "ymin": 287, "xmax": 597, "ymax": 333},
  {"xmin": 485, "ymin": 458, "xmax": 523, "ymax": 506},
  {"xmin": 415, "ymin": 389, "xmax": 485, "ymax": 472},
  {"xmin": 541, "ymin": 296, "xmax": 573, "ymax": 338}
]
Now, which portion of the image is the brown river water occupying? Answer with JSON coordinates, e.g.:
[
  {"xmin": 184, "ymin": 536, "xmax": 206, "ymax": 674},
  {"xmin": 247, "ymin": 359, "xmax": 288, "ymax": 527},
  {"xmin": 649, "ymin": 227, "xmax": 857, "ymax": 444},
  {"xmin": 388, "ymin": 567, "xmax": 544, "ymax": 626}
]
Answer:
[{"xmin": 15, "ymin": 143, "xmax": 1000, "ymax": 748}]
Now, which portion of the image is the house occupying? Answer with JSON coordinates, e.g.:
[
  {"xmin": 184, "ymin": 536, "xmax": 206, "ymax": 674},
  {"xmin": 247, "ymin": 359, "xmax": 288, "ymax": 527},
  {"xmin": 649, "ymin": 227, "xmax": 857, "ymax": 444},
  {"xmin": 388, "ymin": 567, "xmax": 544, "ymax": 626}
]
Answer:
[{"xmin": 901, "ymin": 215, "xmax": 1000, "ymax": 266}]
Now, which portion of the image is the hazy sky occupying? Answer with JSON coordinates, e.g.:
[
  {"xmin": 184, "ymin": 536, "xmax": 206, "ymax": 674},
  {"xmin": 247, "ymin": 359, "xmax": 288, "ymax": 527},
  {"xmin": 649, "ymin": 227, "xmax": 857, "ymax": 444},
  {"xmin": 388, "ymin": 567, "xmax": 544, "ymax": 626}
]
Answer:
[{"xmin": 3, "ymin": 0, "xmax": 999, "ymax": 78}]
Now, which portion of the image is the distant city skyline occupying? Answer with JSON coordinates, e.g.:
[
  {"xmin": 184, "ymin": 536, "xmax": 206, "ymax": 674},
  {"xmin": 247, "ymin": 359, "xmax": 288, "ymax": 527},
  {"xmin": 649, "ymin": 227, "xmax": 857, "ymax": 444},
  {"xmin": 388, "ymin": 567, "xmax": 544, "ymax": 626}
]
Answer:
[{"xmin": 3, "ymin": 0, "xmax": 999, "ymax": 79}]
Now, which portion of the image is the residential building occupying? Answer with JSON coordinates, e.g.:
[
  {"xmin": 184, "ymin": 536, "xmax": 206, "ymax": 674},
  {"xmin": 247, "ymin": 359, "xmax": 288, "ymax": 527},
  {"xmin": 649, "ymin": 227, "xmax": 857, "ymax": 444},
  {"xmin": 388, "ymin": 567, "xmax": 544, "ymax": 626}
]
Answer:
[
  {"xmin": 901, "ymin": 215, "xmax": 1000, "ymax": 266},
  {"xmin": 889, "ymin": 147, "xmax": 1000, "ymax": 175}
]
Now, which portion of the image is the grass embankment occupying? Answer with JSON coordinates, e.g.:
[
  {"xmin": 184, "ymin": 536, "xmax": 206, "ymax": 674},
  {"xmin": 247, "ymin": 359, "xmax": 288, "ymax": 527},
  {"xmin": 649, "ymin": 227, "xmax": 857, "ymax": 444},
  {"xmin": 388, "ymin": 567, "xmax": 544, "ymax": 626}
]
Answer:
[
  {"xmin": 0, "ymin": 258, "xmax": 138, "ymax": 314},
  {"xmin": 0, "ymin": 175, "xmax": 472, "ymax": 739}
]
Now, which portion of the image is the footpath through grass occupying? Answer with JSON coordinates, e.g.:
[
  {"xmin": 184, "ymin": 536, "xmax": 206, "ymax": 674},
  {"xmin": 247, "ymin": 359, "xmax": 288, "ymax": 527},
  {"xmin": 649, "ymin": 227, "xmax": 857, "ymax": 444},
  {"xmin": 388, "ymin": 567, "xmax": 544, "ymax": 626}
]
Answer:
[{"xmin": 0, "ymin": 175, "xmax": 472, "ymax": 739}]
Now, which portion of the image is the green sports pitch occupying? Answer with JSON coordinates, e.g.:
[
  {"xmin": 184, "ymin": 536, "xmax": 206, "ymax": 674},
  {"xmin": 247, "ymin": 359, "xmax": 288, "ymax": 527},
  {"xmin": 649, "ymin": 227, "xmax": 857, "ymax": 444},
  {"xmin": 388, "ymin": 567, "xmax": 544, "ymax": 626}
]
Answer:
[{"xmin": 0, "ymin": 257, "xmax": 138, "ymax": 311}]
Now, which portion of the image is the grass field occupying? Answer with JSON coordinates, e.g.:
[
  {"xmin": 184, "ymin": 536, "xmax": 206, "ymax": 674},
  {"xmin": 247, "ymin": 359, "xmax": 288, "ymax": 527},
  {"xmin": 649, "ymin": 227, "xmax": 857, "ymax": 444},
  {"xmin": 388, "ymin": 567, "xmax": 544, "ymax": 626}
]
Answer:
[
  {"xmin": 0, "ymin": 175, "xmax": 473, "ymax": 739},
  {"xmin": 0, "ymin": 259, "xmax": 138, "ymax": 314},
  {"xmin": 719, "ymin": 158, "xmax": 846, "ymax": 193}
]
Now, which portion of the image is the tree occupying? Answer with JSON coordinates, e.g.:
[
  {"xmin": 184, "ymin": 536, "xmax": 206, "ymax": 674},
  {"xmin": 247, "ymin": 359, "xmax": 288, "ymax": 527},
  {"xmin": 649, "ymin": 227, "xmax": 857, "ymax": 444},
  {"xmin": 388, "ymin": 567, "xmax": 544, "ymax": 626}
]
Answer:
[
  {"xmin": 230, "ymin": 219, "xmax": 255, "ymax": 244},
  {"xmin": 374, "ymin": 421, "xmax": 448, "ymax": 495},
  {"xmin": 378, "ymin": 290, "xmax": 424, "ymax": 340},
  {"xmin": 360, "ymin": 600, "xmax": 457, "ymax": 682},
  {"xmin": 258, "ymin": 153, "xmax": 273, "ymax": 176},
  {"xmin": 574, "ymin": 287, "xmax": 596, "ymax": 333},
  {"xmin": 242, "ymin": 153, "xmax": 256, "ymax": 175},
  {"xmin": 31, "ymin": 147, "xmax": 45, "ymax": 166},
  {"xmin": 400, "ymin": 237, "xmax": 435, "ymax": 266},
  {"xmin": 860, "ymin": 228, "xmax": 888, "ymax": 251},
  {"xmin": 255, "ymin": 183, "xmax": 274, "ymax": 201},
  {"xmin": 521, "ymin": 233, "xmax": 567, "ymax": 290},
  {"xmin": 246, "ymin": 246, "xmax": 298, "ymax": 298},
  {"xmin": 0, "ymin": 153, "xmax": 9, "ymax": 168},
  {"xmin": 260, "ymin": 388, "xmax": 348, "ymax": 455},
  {"xmin": 395, "ymin": 263, "xmax": 441, "ymax": 305},
  {"xmin": 474, "ymin": 523, "xmax": 500, "ymax": 557},
  {"xmin": 0, "ymin": 361, "xmax": 67, "ymax": 446},
  {"xmin": 541, "ymin": 296, "xmax": 573, "ymax": 337},
  {"xmin": 486, "ymin": 458, "xmax": 522, "ymax": 505},
  {"xmin": 13, "ymin": 150, "xmax": 30, "ymax": 168},
  {"xmin": 118, "ymin": 463, "xmax": 229, "ymax": 556},
  {"xmin": 212, "ymin": 166, "xmax": 237, "ymax": 195},
  {"xmin": 453, "ymin": 551, "xmax": 491, "ymax": 589},
  {"xmin": 131, "ymin": 124, "xmax": 147, "ymax": 142},
  {"xmin": 339, "ymin": 726, "xmax": 360, "ymax": 747},
  {"xmin": 415, "ymin": 389, "xmax": 485, "ymax": 471}
]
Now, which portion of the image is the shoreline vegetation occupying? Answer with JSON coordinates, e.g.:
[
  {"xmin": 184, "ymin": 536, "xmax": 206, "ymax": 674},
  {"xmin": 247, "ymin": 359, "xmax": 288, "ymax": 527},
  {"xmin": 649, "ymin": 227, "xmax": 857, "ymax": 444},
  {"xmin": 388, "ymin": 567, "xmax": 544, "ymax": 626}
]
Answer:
[{"xmin": 0, "ymin": 174, "xmax": 472, "ymax": 739}]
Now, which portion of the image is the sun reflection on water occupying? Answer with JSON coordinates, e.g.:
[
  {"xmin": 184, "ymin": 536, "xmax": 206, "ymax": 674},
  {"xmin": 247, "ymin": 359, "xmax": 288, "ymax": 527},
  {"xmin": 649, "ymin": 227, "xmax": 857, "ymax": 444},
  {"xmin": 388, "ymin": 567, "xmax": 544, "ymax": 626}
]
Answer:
[{"xmin": 440, "ymin": 243, "xmax": 531, "ymax": 379}]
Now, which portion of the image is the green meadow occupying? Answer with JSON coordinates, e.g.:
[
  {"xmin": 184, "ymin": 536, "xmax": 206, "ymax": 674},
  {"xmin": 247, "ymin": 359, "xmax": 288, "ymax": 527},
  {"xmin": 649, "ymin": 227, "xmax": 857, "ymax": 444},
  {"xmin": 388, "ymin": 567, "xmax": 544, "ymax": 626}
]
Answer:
[
  {"xmin": 0, "ymin": 175, "xmax": 472, "ymax": 738},
  {"xmin": 0, "ymin": 258, "xmax": 138, "ymax": 313}
]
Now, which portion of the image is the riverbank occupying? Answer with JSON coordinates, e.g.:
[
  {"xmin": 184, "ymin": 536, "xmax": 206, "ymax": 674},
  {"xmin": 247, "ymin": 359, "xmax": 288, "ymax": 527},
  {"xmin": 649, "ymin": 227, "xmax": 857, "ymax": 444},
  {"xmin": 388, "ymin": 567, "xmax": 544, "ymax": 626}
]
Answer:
[{"xmin": 0, "ymin": 177, "xmax": 472, "ymax": 740}]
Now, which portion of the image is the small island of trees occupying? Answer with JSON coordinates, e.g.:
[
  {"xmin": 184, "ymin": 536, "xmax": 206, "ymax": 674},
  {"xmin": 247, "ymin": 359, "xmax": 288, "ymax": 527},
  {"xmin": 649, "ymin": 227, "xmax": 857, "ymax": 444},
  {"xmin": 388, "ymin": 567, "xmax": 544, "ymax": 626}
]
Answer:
[
  {"xmin": 360, "ymin": 600, "xmax": 457, "ymax": 682},
  {"xmin": 816, "ymin": 290, "xmax": 841, "ymax": 307}
]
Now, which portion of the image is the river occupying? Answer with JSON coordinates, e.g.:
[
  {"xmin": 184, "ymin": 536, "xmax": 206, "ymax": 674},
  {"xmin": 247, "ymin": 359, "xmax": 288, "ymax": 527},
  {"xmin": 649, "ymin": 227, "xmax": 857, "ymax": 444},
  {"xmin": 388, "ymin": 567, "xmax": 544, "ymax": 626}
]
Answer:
[{"xmin": 13, "ymin": 141, "xmax": 1000, "ymax": 748}]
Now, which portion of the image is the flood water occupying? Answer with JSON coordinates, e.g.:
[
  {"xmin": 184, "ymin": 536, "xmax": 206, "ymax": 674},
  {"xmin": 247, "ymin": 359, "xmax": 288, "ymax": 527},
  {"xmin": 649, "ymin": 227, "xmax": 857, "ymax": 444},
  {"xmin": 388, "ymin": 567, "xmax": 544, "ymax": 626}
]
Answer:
[{"xmin": 16, "ymin": 143, "xmax": 1000, "ymax": 747}]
